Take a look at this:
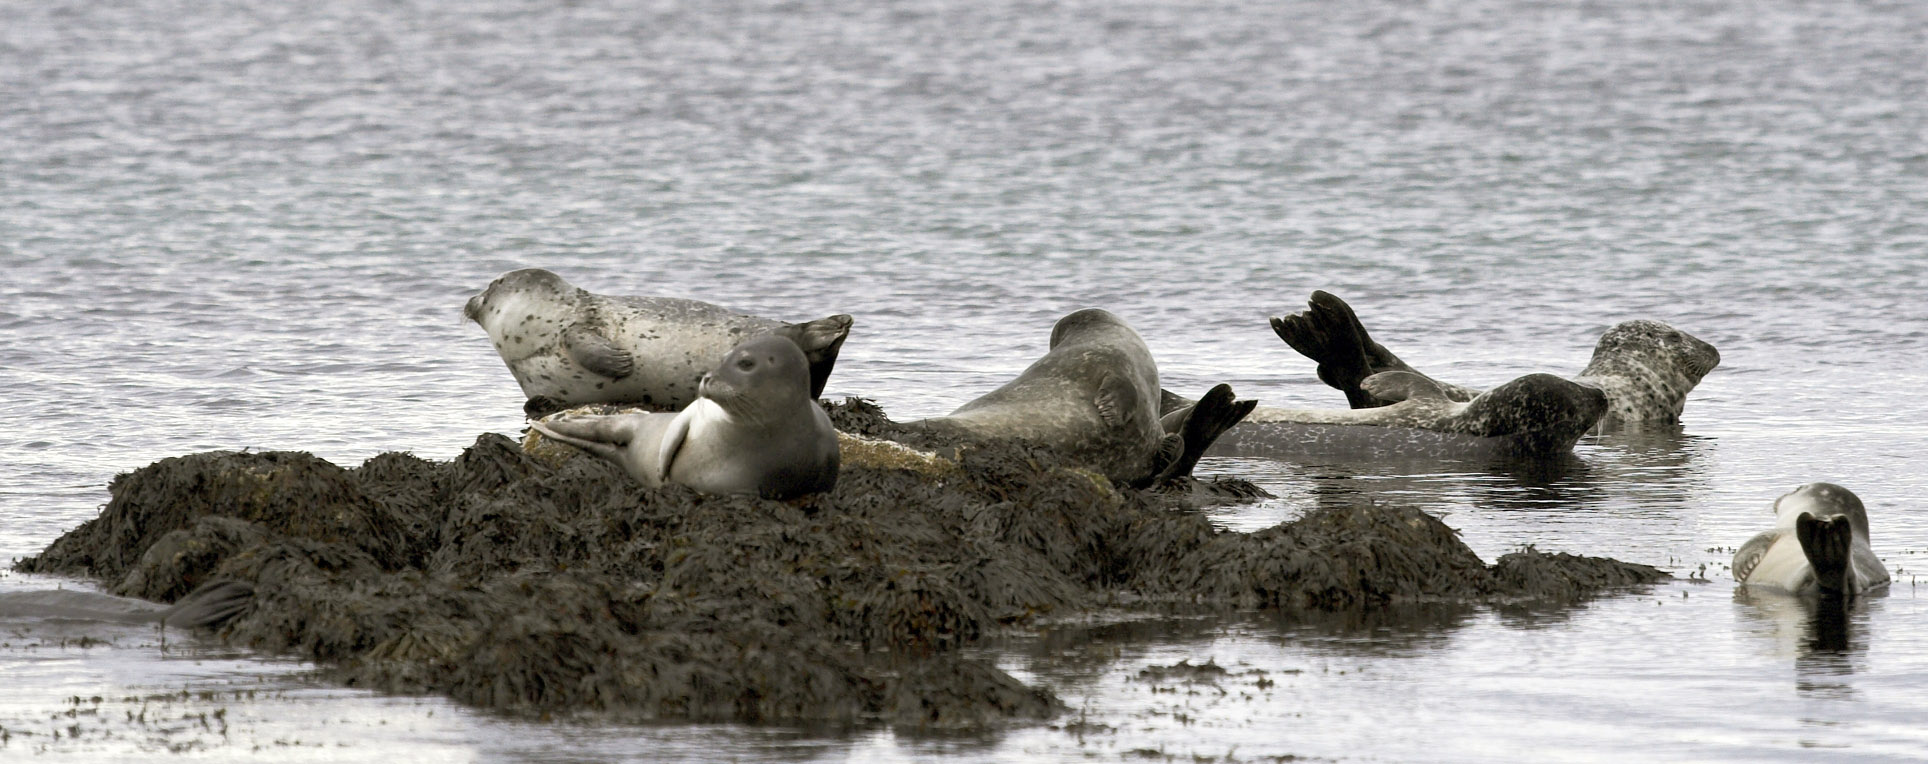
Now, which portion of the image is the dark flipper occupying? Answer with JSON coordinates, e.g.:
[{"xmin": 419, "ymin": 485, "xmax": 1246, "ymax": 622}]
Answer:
[
  {"xmin": 523, "ymin": 395, "xmax": 566, "ymax": 419},
  {"xmin": 1133, "ymin": 433, "xmax": 1187, "ymax": 490},
  {"xmin": 162, "ymin": 579, "xmax": 255, "ymax": 630},
  {"xmin": 774, "ymin": 314, "xmax": 854, "ymax": 400},
  {"xmin": 1796, "ymin": 513, "xmax": 1856, "ymax": 595},
  {"xmin": 1153, "ymin": 384, "xmax": 1258, "ymax": 483},
  {"xmin": 1270, "ymin": 291, "xmax": 1384, "ymax": 409}
]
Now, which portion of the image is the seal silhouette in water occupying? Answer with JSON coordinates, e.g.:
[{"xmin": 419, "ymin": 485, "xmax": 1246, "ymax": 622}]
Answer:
[
  {"xmin": 466, "ymin": 268, "xmax": 852, "ymax": 417},
  {"xmin": 1270, "ymin": 290, "xmax": 1719, "ymax": 432},
  {"xmin": 531, "ymin": 335, "xmax": 840, "ymax": 499},
  {"xmin": 909, "ymin": 308, "xmax": 1253, "ymax": 487},
  {"xmin": 1734, "ymin": 483, "xmax": 1890, "ymax": 597}
]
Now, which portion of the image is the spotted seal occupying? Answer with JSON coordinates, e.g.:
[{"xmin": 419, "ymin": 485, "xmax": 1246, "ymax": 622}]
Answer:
[
  {"xmin": 465, "ymin": 268, "xmax": 852, "ymax": 417},
  {"xmin": 1270, "ymin": 291, "xmax": 1719, "ymax": 432},
  {"xmin": 1734, "ymin": 483, "xmax": 1889, "ymax": 597},
  {"xmin": 531, "ymin": 335, "xmax": 839, "ymax": 499},
  {"xmin": 907, "ymin": 308, "xmax": 1252, "ymax": 487}
]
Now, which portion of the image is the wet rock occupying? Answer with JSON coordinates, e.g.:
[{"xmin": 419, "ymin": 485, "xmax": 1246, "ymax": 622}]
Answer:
[{"xmin": 13, "ymin": 401, "xmax": 1666, "ymax": 730}]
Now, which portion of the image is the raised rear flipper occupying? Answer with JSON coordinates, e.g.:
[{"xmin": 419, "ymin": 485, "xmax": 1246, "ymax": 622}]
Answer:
[
  {"xmin": 772, "ymin": 314, "xmax": 855, "ymax": 400},
  {"xmin": 1796, "ymin": 512, "xmax": 1856, "ymax": 595},
  {"xmin": 1153, "ymin": 384, "xmax": 1258, "ymax": 484},
  {"xmin": 1270, "ymin": 291, "xmax": 1381, "ymax": 409}
]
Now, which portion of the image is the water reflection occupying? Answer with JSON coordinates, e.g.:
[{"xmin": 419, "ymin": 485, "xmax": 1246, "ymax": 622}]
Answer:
[{"xmin": 1734, "ymin": 588, "xmax": 1877, "ymax": 701}]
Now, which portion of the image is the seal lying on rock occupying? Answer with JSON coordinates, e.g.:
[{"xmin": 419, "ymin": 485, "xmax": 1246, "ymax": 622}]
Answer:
[
  {"xmin": 1734, "ymin": 483, "xmax": 1889, "ymax": 597},
  {"xmin": 906, "ymin": 309, "xmax": 1254, "ymax": 487},
  {"xmin": 1271, "ymin": 291, "xmax": 1718, "ymax": 432},
  {"xmin": 466, "ymin": 268, "xmax": 853, "ymax": 417},
  {"xmin": 531, "ymin": 335, "xmax": 839, "ymax": 499}
]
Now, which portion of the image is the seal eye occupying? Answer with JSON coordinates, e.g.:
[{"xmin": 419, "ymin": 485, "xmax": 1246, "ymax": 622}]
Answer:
[{"xmin": 736, "ymin": 358, "xmax": 755, "ymax": 371}]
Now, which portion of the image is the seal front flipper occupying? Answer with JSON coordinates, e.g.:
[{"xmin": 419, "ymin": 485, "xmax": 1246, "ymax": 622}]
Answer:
[
  {"xmin": 1360, "ymin": 371, "xmax": 1450, "ymax": 403},
  {"xmin": 656, "ymin": 404, "xmax": 699, "ymax": 483},
  {"xmin": 1796, "ymin": 512, "xmax": 1856, "ymax": 595},
  {"xmin": 1732, "ymin": 530, "xmax": 1779, "ymax": 584},
  {"xmin": 1095, "ymin": 373, "xmax": 1138, "ymax": 427},
  {"xmin": 562, "ymin": 324, "xmax": 636, "ymax": 379},
  {"xmin": 1134, "ymin": 433, "xmax": 1186, "ymax": 489}
]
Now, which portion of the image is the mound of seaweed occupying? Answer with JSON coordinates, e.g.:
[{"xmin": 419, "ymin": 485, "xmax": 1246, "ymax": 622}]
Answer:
[{"xmin": 14, "ymin": 399, "xmax": 1664, "ymax": 729}]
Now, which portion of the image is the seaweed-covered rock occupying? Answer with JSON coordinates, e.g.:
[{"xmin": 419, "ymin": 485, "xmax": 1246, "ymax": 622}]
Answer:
[{"xmin": 14, "ymin": 402, "xmax": 1666, "ymax": 731}]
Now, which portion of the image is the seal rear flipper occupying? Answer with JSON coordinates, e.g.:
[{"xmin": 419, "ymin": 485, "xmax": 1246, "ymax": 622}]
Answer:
[
  {"xmin": 775, "ymin": 314, "xmax": 854, "ymax": 399},
  {"xmin": 1271, "ymin": 291, "xmax": 1382, "ymax": 409},
  {"xmin": 162, "ymin": 579, "xmax": 254, "ymax": 630},
  {"xmin": 1133, "ymin": 433, "xmax": 1186, "ymax": 489},
  {"xmin": 1155, "ymin": 383, "xmax": 1257, "ymax": 483},
  {"xmin": 1796, "ymin": 512, "xmax": 1856, "ymax": 595},
  {"xmin": 1159, "ymin": 388, "xmax": 1194, "ymax": 417},
  {"xmin": 523, "ymin": 395, "xmax": 565, "ymax": 419},
  {"xmin": 531, "ymin": 417, "xmax": 631, "ymax": 461},
  {"xmin": 562, "ymin": 324, "xmax": 636, "ymax": 379}
]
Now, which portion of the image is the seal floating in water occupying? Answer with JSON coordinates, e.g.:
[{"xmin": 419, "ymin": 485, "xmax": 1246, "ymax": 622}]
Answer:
[
  {"xmin": 1733, "ymin": 483, "xmax": 1889, "ymax": 597},
  {"xmin": 908, "ymin": 308, "xmax": 1252, "ymax": 487},
  {"xmin": 532, "ymin": 335, "xmax": 840, "ymax": 499},
  {"xmin": 1270, "ymin": 290, "xmax": 1719, "ymax": 432},
  {"xmin": 465, "ymin": 268, "xmax": 853, "ymax": 417}
]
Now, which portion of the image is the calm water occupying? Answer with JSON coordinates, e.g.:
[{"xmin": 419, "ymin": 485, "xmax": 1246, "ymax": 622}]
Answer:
[{"xmin": 4, "ymin": 0, "xmax": 1927, "ymax": 760}]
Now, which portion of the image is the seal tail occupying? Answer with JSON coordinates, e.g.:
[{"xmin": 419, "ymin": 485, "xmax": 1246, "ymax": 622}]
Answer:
[
  {"xmin": 1153, "ymin": 383, "xmax": 1257, "ymax": 483},
  {"xmin": 1270, "ymin": 291, "xmax": 1383, "ymax": 409},
  {"xmin": 1795, "ymin": 512, "xmax": 1856, "ymax": 596}
]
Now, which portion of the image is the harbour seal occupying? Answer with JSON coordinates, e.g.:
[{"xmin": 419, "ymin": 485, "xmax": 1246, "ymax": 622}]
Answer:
[
  {"xmin": 1270, "ymin": 291, "xmax": 1718, "ymax": 432},
  {"xmin": 1202, "ymin": 369, "xmax": 1609, "ymax": 458},
  {"xmin": 531, "ymin": 335, "xmax": 840, "ymax": 499},
  {"xmin": 1733, "ymin": 483, "xmax": 1889, "ymax": 597},
  {"xmin": 0, "ymin": 579, "xmax": 254, "ymax": 630},
  {"xmin": 907, "ymin": 309, "xmax": 1251, "ymax": 487},
  {"xmin": 465, "ymin": 268, "xmax": 853, "ymax": 417}
]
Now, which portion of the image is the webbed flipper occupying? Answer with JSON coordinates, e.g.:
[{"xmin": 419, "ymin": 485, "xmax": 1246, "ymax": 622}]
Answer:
[
  {"xmin": 1732, "ymin": 530, "xmax": 1780, "ymax": 584},
  {"xmin": 775, "ymin": 314, "xmax": 854, "ymax": 399},
  {"xmin": 531, "ymin": 415, "xmax": 634, "ymax": 460},
  {"xmin": 1796, "ymin": 512, "xmax": 1856, "ymax": 595},
  {"xmin": 1094, "ymin": 373, "xmax": 1138, "ymax": 428},
  {"xmin": 162, "ymin": 579, "xmax": 255, "ymax": 630},
  {"xmin": 1270, "ymin": 291, "xmax": 1383, "ymax": 409},
  {"xmin": 563, "ymin": 324, "xmax": 636, "ymax": 379},
  {"xmin": 1152, "ymin": 383, "xmax": 1258, "ymax": 483}
]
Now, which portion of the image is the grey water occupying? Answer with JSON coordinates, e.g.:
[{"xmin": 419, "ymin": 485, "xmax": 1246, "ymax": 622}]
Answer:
[{"xmin": 3, "ymin": 0, "xmax": 1926, "ymax": 759}]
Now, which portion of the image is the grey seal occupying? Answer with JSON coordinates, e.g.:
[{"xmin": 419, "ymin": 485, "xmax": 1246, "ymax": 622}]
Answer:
[
  {"xmin": 531, "ymin": 334, "xmax": 840, "ymax": 499},
  {"xmin": 1270, "ymin": 291, "xmax": 1719, "ymax": 432},
  {"xmin": 1734, "ymin": 483, "xmax": 1889, "ymax": 597},
  {"xmin": 908, "ymin": 308, "xmax": 1252, "ymax": 487},
  {"xmin": 465, "ymin": 268, "xmax": 853, "ymax": 417}
]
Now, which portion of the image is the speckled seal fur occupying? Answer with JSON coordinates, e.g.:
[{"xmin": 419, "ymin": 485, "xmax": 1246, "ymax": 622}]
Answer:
[
  {"xmin": 465, "ymin": 268, "xmax": 852, "ymax": 417},
  {"xmin": 1733, "ymin": 483, "xmax": 1889, "ymax": 597},
  {"xmin": 530, "ymin": 335, "xmax": 839, "ymax": 499},
  {"xmin": 1270, "ymin": 291, "xmax": 1718, "ymax": 433},
  {"xmin": 1211, "ymin": 371, "xmax": 1608, "ymax": 457}
]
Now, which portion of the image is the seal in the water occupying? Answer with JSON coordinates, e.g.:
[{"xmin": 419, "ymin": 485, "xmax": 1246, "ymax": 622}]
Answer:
[
  {"xmin": 1270, "ymin": 291, "xmax": 1719, "ymax": 432},
  {"xmin": 531, "ymin": 335, "xmax": 840, "ymax": 499},
  {"xmin": 1201, "ymin": 369, "xmax": 1609, "ymax": 458},
  {"xmin": 0, "ymin": 579, "xmax": 254, "ymax": 630},
  {"xmin": 907, "ymin": 308, "xmax": 1251, "ymax": 487},
  {"xmin": 465, "ymin": 268, "xmax": 853, "ymax": 417},
  {"xmin": 1734, "ymin": 483, "xmax": 1890, "ymax": 597}
]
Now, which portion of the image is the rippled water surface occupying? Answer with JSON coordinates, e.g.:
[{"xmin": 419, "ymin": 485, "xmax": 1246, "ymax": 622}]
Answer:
[{"xmin": 4, "ymin": 0, "xmax": 1927, "ymax": 760}]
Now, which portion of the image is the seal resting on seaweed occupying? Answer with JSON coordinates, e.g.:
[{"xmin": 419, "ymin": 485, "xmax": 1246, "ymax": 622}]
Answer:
[
  {"xmin": 532, "ymin": 335, "xmax": 839, "ymax": 499},
  {"xmin": 907, "ymin": 308, "xmax": 1254, "ymax": 487},
  {"xmin": 465, "ymin": 268, "xmax": 853, "ymax": 417},
  {"xmin": 1733, "ymin": 483, "xmax": 1889, "ymax": 597},
  {"xmin": 1270, "ymin": 290, "xmax": 1718, "ymax": 432}
]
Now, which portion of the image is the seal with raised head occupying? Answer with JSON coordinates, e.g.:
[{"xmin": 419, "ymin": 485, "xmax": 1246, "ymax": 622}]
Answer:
[
  {"xmin": 531, "ymin": 335, "xmax": 840, "ymax": 499},
  {"xmin": 1734, "ymin": 483, "xmax": 1889, "ymax": 597},
  {"xmin": 465, "ymin": 268, "xmax": 853, "ymax": 417},
  {"xmin": 1270, "ymin": 291, "xmax": 1718, "ymax": 432},
  {"xmin": 908, "ymin": 308, "xmax": 1230, "ymax": 487},
  {"xmin": 1202, "ymin": 369, "xmax": 1609, "ymax": 458}
]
